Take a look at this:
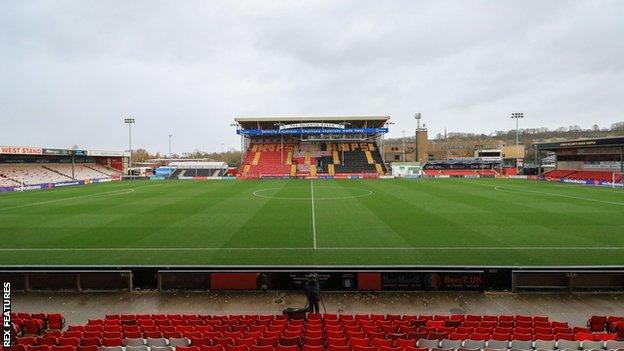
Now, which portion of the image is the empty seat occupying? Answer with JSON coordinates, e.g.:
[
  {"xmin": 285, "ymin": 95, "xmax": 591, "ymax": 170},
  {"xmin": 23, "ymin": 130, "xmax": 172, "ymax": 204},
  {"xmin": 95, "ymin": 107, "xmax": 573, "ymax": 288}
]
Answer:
[
  {"xmin": 440, "ymin": 339, "xmax": 462, "ymax": 349},
  {"xmin": 416, "ymin": 339, "xmax": 440, "ymax": 349},
  {"xmin": 487, "ymin": 340, "xmax": 510, "ymax": 349},
  {"xmin": 151, "ymin": 347, "xmax": 175, "ymax": 351},
  {"xmin": 534, "ymin": 341, "xmax": 555, "ymax": 350},
  {"xmin": 558, "ymin": 340, "xmax": 581, "ymax": 350},
  {"xmin": 582, "ymin": 341, "xmax": 605, "ymax": 350},
  {"xmin": 125, "ymin": 339, "xmax": 145, "ymax": 347},
  {"xmin": 510, "ymin": 340, "xmax": 533, "ymax": 350},
  {"xmin": 463, "ymin": 340, "xmax": 487, "ymax": 349},
  {"xmin": 147, "ymin": 338, "xmax": 168, "ymax": 347},
  {"xmin": 169, "ymin": 338, "xmax": 191, "ymax": 347},
  {"xmin": 606, "ymin": 341, "xmax": 624, "ymax": 351},
  {"xmin": 101, "ymin": 347, "xmax": 123, "ymax": 351}
]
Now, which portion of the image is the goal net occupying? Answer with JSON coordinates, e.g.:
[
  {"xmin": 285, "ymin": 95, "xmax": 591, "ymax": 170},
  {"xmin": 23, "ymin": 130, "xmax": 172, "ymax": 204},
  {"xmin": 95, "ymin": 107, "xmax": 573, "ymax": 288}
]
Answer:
[{"xmin": 612, "ymin": 172, "xmax": 624, "ymax": 189}]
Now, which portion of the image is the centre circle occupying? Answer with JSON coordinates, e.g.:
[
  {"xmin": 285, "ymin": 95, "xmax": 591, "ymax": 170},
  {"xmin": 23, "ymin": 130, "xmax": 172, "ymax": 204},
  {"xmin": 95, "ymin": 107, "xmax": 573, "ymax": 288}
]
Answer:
[{"xmin": 252, "ymin": 186, "xmax": 373, "ymax": 200}]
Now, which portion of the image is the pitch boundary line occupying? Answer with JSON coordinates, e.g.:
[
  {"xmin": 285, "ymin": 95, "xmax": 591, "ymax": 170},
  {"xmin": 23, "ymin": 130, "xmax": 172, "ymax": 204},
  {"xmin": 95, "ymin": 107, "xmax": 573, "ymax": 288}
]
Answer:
[
  {"xmin": 1, "ymin": 246, "xmax": 624, "ymax": 251},
  {"xmin": 0, "ymin": 188, "xmax": 136, "ymax": 212},
  {"xmin": 493, "ymin": 185, "xmax": 624, "ymax": 206},
  {"xmin": 310, "ymin": 180, "xmax": 317, "ymax": 249}
]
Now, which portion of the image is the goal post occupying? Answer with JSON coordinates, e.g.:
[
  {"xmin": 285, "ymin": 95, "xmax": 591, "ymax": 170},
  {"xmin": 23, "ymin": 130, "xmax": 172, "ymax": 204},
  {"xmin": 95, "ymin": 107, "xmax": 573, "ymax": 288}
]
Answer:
[{"xmin": 612, "ymin": 172, "xmax": 624, "ymax": 189}]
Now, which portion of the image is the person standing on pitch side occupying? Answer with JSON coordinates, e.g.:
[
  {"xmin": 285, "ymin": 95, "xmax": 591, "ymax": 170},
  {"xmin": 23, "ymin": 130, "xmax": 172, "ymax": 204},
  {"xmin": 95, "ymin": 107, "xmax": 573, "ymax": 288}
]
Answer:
[{"xmin": 305, "ymin": 274, "xmax": 321, "ymax": 313}]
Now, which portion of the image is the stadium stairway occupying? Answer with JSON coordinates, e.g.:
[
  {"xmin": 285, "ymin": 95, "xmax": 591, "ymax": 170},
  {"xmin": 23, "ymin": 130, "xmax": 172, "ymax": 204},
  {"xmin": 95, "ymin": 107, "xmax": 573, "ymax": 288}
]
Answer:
[
  {"xmin": 84, "ymin": 165, "xmax": 112, "ymax": 177},
  {"xmin": 8, "ymin": 313, "xmax": 624, "ymax": 351},
  {"xmin": 239, "ymin": 144, "xmax": 294, "ymax": 178},
  {"xmin": 41, "ymin": 165, "xmax": 75, "ymax": 180}
]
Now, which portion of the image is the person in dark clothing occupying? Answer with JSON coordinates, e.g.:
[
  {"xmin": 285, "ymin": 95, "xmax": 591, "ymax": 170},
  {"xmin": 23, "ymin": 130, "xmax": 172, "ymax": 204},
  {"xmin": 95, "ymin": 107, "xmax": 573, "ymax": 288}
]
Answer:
[{"xmin": 305, "ymin": 274, "xmax": 321, "ymax": 313}]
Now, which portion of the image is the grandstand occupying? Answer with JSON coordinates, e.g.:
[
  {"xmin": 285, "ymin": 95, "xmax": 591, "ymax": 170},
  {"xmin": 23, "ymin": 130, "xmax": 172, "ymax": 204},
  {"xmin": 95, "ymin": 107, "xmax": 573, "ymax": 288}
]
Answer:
[
  {"xmin": 0, "ymin": 146, "xmax": 126, "ymax": 192},
  {"xmin": 234, "ymin": 117, "xmax": 389, "ymax": 179},
  {"xmin": 534, "ymin": 137, "xmax": 624, "ymax": 186}
]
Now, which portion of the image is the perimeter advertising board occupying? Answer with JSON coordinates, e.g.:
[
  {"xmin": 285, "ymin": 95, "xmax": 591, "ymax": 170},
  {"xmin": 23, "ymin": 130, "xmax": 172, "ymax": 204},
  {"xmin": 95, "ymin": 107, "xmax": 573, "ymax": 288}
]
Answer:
[{"xmin": 381, "ymin": 272, "xmax": 484, "ymax": 291}]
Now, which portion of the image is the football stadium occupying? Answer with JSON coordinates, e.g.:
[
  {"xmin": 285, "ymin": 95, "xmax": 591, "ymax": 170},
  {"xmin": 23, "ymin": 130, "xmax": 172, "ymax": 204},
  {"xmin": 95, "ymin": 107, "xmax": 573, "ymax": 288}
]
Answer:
[{"xmin": 3, "ymin": 2, "xmax": 624, "ymax": 351}]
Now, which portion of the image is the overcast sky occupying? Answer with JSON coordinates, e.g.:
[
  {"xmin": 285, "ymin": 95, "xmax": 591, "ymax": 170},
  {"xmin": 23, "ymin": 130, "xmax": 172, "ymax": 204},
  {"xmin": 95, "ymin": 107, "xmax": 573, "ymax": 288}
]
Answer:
[{"xmin": 1, "ymin": 1, "xmax": 623, "ymax": 154}]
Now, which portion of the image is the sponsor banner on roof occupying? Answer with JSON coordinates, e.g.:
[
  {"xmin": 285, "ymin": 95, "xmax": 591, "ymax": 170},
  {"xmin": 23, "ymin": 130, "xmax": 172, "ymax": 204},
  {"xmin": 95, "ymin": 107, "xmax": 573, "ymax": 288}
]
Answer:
[
  {"xmin": 86, "ymin": 150, "xmax": 125, "ymax": 157},
  {"xmin": 237, "ymin": 128, "xmax": 388, "ymax": 136},
  {"xmin": 279, "ymin": 122, "xmax": 344, "ymax": 130},
  {"xmin": 42, "ymin": 148, "xmax": 70, "ymax": 155},
  {"xmin": 0, "ymin": 146, "xmax": 43, "ymax": 155}
]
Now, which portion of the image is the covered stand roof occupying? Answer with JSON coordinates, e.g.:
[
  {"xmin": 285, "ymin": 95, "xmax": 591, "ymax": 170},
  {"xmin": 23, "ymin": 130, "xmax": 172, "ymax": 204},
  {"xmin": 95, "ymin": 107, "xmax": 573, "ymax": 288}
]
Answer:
[
  {"xmin": 233, "ymin": 115, "xmax": 391, "ymax": 137},
  {"xmin": 234, "ymin": 115, "xmax": 390, "ymax": 130},
  {"xmin": 533, "ymin": 136, "xmax": 624, "ymax": 151}
]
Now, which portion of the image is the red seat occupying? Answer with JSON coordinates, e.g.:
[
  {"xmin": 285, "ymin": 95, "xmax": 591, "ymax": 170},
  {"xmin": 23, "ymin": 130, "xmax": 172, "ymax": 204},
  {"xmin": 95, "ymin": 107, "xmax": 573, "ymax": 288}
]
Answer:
[
  {"xmin": 202, "ymin": 346, "xmax": 225, "ymax": 351},
  {"xmin": 350, "ymin": 338, "xmax": 371, "ymax": 348},
  {"xmin": 27, "ymin": 346, "xmax": 52, "ymax": 351},
  {"xmin": 81, "ymin": 332, "xmax": 101, "ymax": 339},
  {"xmin": 52, "ymin": 347, "xmax": 76, "ymax": 351},
  {"xmin": 276, "ymin": 346, "xmax": 299, "ymax": 351},
  {"xmin": 470, "ymin": 333, "xmax": 490, "ymax": 341},
  {"xmin": 327, "ymin": 337, "xmax": 348, "ymax": 347},
  {"xmin": 535, "ymin": 333, "xmax": 554, "ymax": 341},
  {"xmin": 38, "ymin": 337, "xmax": 58, "ymax": 346},
  {"xmin": 279, "ymin": 336, "xmax": 301, "ymax": 347},
  {"xmin": 512, "ymin": 333, "xmax": 532, "ymax": 341},
  {"xmin": 77, "ymin": 346, "xmax": 99, "ymax": 351},
  {"xmin": 80, "ymin": 338, "xmax": 101, "ymax": 347},
  {"xmin": 124, "ymin": 331, "xmax": 142, "ymax": 339},
  {"xmin": 372, "ymin": 339, "xmax": 393, "ymax": 348},
  {"xmin": 103, "ymin": 332, "xmax": 123, "ymax": 339},
  {"xmin": 225, "ymin": 345, "xmax": 248, "ymax": 351},
  {"xmin": 58, "ymin": 339, "xmax": 80, "ymax": 347},
  {"xmin": 259, "ymin": 337, "xmax": 279, "ymax": 347},
  {"xmin": 17, "ymin": 337, "xmax": 38, "ymax": 346},
  {"xmin": 555, "ymin": 333, "xmax": 574, "ymax": 341},
  {"xmin": 250, "ymin": 346, "xmax": 274, "ymax": 351},
  {"xmin": 395, "ymin": 339, "xmax": 415, "ymax": 348},
  {"xmin": 23, "ymin": 320, "xmax": 45, "ymax": 335},
  {"xmin": 378, "ymin": 347, "xmax": 401, "ymax": 351},
  {"xmin": 47, "ymin": 314, "xmax": 65, "ymax": 330},
  {"xmin": 302, "ymin": 337, "xmax": 323, "ymax": 347},
  {"xmin": 102, "ymin": 338, "xmax": 123, "ymax": 347},
  {"xmin": 302, "ymin": 346, "xmax": 322, "ymax": 351}
]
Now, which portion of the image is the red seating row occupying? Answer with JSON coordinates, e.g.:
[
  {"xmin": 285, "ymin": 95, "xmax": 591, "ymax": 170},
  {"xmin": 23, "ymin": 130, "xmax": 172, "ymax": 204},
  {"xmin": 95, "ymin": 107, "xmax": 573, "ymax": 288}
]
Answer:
[
  {"xmin": 7, "ymin": 313, "xmax": 622, "ymax": 351},
  {"xmin": 10, "ymin": 313, "xmax": 65, "ymax": 336},
  {"xmin": 544, "ymin": 169, "xmax": 622, "ymax": 182}
]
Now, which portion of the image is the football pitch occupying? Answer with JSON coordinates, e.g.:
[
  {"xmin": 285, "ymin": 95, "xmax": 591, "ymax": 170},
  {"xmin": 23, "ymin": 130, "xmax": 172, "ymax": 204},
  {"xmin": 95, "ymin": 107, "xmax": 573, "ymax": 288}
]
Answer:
[{"xmin": 1, "ymin": 178, "xmax": 623, "ymax": 267}]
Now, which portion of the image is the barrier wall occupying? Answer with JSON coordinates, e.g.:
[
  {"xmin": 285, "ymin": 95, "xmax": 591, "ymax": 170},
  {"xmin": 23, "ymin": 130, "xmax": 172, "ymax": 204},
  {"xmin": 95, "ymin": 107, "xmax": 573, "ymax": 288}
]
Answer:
[
  {"xmin": 0, "ymin": 177, "xmax": 119, "ymax": 193},
  {"xmin": 4, "ymin": 266, "xmax": 624, "ymax": 292}
]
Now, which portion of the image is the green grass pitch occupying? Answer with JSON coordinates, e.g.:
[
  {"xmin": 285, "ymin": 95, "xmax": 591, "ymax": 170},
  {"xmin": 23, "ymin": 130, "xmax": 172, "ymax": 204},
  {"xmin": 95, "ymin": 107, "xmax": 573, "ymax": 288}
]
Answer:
[{"xmin": 1, "ymin": 178, "xmax": 623, "ymax": 266}]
